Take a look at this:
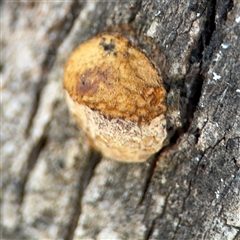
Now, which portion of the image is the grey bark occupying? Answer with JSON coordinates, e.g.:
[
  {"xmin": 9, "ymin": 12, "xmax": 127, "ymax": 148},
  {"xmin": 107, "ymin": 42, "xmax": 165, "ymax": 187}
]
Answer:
[{"xmin": 1, "ymin": 1, "xmax": 239, "ymax": 239}]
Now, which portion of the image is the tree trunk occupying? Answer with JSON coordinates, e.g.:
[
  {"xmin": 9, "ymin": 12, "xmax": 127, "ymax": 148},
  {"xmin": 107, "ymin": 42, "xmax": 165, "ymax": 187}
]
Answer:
[{"xmin": 1, "ymin": 1, "xmax": 239, "ymax": 239}]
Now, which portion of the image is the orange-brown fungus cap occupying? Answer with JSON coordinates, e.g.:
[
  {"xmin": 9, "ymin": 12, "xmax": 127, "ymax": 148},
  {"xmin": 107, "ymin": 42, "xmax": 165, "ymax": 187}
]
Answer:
[{"xmin": 63, "ymin": 34, "xmax": 167, "ymax": 125}]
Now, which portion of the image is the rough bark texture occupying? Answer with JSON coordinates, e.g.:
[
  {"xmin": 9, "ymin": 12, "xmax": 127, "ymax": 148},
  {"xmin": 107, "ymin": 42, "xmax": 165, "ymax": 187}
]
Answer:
[{"xmin": 1, "ymin": 1, "xmax": 240, "ymax": 240}]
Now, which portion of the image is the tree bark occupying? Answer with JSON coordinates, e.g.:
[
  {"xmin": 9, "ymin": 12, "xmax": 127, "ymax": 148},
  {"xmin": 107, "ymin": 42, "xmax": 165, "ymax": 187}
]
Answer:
[{"xmin": 1, "ymin": 1, "xmax": 239, "ymax": 239}]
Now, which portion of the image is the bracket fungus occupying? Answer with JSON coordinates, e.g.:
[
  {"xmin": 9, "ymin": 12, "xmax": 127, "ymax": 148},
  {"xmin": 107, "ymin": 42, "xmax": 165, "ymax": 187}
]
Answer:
[{"xmin": 63, "ymin": 34, "xmax": 169, "ymax": 162}]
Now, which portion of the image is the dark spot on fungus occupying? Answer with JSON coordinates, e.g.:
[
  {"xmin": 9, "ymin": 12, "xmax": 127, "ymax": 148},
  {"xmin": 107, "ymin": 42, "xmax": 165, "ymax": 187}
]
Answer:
[
  {"xmin": 81, "ymin": 76, "xmax": 86, "ymax": 85},
  {"xmin": 99, "ymin": 37, "xmax": 115, "ymax": 52},
  {"xmin": 127, "ymin": 40, "xmax": 132, "ymax": 48}
]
